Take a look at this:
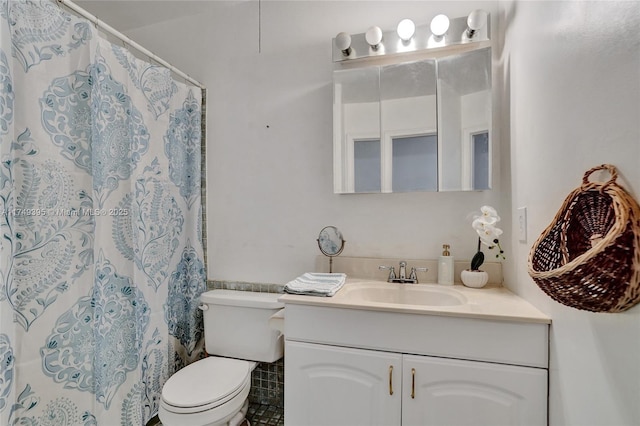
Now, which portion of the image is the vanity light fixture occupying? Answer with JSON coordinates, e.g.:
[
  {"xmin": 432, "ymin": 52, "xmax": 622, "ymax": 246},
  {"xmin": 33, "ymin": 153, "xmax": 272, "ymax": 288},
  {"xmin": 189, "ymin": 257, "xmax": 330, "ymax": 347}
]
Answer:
[
  {"xmin": 466, "ymin": 9, "xmax": 488, "ymax": 38},
  {"xmin": 430, "ymin": 14, "xmax": 450, "ymax": 38},
  {"xmin": 365, "ymin": 26, "xmax": 383, "ymax": 50},
  {"xmin": 332, "ymin": 11, "xmax": 489, "ymax": 62},
  {"xmin": 396, "ymin": 18, "xmax": 416, "ymax": 42},
  {"xmin": 334, "ymin": 32, "xmax": 352, "ymax": 56}
]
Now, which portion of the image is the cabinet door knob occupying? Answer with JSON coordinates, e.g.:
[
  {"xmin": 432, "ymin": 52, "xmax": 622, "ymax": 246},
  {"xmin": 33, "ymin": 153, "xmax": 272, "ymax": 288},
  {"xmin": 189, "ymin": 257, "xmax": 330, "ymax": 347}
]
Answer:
[
  {"xmin": 411, "ymin": 368, "xmax": 416, "ymax": 399},
  {"xmin": 389, "ymin": 365, "xmax": 394, "ymax": 395}
]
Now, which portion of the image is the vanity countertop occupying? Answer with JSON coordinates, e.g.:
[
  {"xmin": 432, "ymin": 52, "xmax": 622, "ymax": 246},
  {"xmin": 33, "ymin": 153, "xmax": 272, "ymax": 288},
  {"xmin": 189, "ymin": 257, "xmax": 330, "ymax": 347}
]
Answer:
[{"xmin": 279, "ymin": 279, "xmax": 551, "ymax": 325}]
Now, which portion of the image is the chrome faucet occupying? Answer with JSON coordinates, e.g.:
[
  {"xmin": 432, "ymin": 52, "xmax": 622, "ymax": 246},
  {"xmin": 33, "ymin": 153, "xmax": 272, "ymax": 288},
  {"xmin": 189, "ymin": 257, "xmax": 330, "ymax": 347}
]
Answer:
[
  {"xmin": 398, "ymin": 261, "xmax": 407, "ymax": 281},
  {"xmin": 379, "ymin": 261, "xmax": 428, "ymax": 284}
]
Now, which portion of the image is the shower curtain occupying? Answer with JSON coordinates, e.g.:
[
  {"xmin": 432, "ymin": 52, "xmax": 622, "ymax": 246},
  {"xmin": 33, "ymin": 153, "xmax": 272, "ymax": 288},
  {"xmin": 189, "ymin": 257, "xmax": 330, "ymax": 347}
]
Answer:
[{"xmin": 0, "ymin": 1, "xmax": 206, "ymax": 425}]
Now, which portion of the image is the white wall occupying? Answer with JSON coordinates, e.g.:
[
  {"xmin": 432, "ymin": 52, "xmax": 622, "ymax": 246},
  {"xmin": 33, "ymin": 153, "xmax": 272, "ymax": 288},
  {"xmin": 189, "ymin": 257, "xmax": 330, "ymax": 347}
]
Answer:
[
  {"xmin": 499, "ymin": 1, "xmax": 640, "ymax": 425},
  {"xmin": 114, "ymin": 0, "xmax": 502, "ymax": 284}
]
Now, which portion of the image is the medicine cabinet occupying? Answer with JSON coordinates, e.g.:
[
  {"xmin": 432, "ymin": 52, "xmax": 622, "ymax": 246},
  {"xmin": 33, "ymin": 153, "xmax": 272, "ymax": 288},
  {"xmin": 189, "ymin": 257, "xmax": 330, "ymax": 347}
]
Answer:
[{"xmin": 333, "ymin": 47, "xmax": 492, "ymax": 193}]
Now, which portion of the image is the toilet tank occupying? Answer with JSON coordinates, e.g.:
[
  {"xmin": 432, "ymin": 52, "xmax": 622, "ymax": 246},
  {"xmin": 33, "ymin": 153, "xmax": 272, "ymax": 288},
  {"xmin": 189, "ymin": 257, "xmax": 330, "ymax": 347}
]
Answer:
[{"xmin": 200, "ymin": 290, "xmax": 284, "ymax": 363}]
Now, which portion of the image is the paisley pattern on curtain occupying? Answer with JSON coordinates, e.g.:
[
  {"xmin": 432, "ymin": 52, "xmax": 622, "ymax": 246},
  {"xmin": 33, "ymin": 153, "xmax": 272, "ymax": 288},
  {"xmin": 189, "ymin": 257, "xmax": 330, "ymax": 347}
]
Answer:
[
  {"xmin": 112, "ymin": 44, "xmax": 178, "ymax": 119},
  {"xmin": 0, "ymin": 1, "xmax": 206, "ymax": 425},
  {"xmin": 4, "ymin": 0, "xmax": 92, "ymax": 72}
]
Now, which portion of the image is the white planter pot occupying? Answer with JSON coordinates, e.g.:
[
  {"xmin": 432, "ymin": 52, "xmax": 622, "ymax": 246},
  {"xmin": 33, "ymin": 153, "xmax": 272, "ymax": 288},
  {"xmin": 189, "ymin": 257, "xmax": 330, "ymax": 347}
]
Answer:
[{"xmin": 461, "ymin": 270, "xmax": 489, "ymax": 288}]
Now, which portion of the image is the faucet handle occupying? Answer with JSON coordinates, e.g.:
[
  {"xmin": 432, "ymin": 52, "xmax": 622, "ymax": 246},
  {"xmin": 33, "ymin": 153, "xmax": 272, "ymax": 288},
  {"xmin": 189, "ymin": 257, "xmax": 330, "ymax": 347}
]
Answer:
[
  {"xmin": 379, "ymin": 265, "xmax": 396, "ymax": 281},
  {"xmin": 409, "ymin": 267, "xmax": 428, "ymax": 282}
]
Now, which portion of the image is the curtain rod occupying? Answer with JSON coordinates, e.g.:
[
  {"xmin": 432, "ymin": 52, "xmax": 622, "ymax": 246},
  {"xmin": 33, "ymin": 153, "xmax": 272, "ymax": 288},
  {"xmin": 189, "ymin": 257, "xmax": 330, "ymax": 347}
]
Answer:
[{"xmin": 56, "ymin": 0, "xmax": 205, "ymax": 89}]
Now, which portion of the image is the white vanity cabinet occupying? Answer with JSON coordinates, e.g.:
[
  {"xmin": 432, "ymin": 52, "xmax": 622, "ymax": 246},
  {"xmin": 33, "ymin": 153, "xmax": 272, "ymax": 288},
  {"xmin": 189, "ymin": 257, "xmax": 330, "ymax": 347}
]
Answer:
[
  {"xmin": 402, "ymin": 355, "xmax": 547, "ymax": 426},
  {"xmin": 286, "ymin": 341, "xmax": 402, "ymax": 425},
  {"xmin": 282, "ymin": 302, "xmax": 550, "ymax": 426},
  {"xmin": 286, "ymin": 341, "xmax": 547, "ymax": 426}
]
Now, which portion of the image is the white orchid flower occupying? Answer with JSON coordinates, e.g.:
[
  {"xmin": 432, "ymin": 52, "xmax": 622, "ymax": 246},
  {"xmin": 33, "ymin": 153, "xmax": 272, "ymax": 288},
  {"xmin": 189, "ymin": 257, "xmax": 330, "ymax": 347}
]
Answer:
[
  {"xmin": 472, "ymin": 206, "xmax": 500, "ymax": 225},
  {"xmin": 470, "ymin": 205, "xmax": 506, "ymax": 266},
  {"xmin": 472, "ymin": 217, "xmax": 487, "ymax": 231},
  {"xmin": 480, "ymin": 205, "xmax": 500, "ymax": 222},
  {"xmin": 472, "ymin": 217, "xmax": 501, "ymax": 232},
  {"xmin": 473, "ymin": 214, "xmax": 498, "ymax": 226},
  {"xmin": 475, "ymin": 222, "xmax": 503, "ymax": 248}
]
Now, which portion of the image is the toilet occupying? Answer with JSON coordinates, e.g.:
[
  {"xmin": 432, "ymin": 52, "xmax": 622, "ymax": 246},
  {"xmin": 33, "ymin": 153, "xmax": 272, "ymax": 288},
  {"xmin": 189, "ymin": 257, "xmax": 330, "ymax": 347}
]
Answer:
[{"xmin": 159, "ymin": 290, "xmax": 284, "ymax": 426}]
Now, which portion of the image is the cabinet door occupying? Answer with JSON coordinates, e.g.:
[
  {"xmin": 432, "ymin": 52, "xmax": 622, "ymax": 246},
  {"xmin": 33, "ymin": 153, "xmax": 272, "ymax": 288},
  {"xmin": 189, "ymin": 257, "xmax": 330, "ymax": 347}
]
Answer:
[
  {"xmin": 402, "ymin": 355, "xmax": 547, "ymax": 426},
  {"xmin": 285, "ymin": 341, "xmax": 402, "ymax": 426}
]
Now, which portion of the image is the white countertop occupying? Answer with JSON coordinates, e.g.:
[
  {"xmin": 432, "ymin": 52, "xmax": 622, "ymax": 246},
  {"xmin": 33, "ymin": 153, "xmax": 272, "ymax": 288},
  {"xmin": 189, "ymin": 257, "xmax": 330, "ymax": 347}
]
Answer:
[{"xmin": 279, "ymin": 279, "xmax": 551, "ymax": 324}]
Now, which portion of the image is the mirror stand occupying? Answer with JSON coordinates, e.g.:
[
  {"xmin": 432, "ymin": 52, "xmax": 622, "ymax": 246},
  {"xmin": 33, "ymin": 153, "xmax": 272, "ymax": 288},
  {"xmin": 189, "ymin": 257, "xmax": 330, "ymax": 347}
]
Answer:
[{"xmin": 317, "ymin": 226, "xmax": 346, "ymax": 273}]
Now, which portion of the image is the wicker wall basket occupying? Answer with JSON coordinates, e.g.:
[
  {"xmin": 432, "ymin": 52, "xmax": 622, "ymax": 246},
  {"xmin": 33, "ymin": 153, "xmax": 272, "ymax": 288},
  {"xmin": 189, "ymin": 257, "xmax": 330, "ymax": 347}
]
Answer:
[{"xmin": 528, "ymin": 164, "xmax": 640, "ymax": 312}]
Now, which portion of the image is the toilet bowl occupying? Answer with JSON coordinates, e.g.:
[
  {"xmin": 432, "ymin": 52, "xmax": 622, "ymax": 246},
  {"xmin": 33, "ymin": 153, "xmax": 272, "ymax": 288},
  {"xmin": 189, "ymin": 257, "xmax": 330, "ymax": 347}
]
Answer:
[
  {"xmin": 159, "ymin": 290, "xmax": 284, "ymax": 426},
  {"xmin": 159, "ymin": 357, "xmax": 255, "ymax": 426}
]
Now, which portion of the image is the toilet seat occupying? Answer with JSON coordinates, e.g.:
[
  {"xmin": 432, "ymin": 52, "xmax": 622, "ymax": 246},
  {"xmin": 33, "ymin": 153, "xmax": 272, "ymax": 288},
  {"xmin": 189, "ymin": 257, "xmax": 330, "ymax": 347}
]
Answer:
[
  {"xmin": 159, "ymin": 377, "xmax": 251, "ymax": 426},
  {"xmin": 161, "ymin": 357, "xmax": 252, "ymax": 414}
]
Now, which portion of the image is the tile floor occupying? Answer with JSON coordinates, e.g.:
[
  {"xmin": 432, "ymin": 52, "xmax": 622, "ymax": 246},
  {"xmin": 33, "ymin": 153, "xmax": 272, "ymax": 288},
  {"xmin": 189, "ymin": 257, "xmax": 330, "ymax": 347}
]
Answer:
[
  {"xmin": 246, "ymin": 403, "xmax": 285, "ymax": 426},
  {"xmin": 147, "ymin": 403, "xmax": 284, "ymax": 426}
]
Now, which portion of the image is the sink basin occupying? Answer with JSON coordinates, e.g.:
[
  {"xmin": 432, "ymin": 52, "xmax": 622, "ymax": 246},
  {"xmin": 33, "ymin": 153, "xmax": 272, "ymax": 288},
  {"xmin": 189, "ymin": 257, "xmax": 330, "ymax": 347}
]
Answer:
[{"xmin": 343, "ymin": 283, "xmax": 467, "ymax": 307}]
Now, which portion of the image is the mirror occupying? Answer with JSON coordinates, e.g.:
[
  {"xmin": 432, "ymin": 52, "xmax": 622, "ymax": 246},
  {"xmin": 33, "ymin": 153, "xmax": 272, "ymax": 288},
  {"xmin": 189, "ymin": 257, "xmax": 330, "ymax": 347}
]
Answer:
[
  {"xmin": 333, "ymin": 67, "xmax": 380, "ymax": 193},
  {"xmin": 381, "ymin": 60, "xmax": 437, "ymax": 192},
  {"xmin": 317, "ymin": 226, "xmax": 345, "ymax": 273},
  {"xmin": 438, "ymin": 47, "xmax": 492, "ymax": 191},
  {"xmin": 333, "ymin": 47, "xmax": 492, "ymax": 193}
]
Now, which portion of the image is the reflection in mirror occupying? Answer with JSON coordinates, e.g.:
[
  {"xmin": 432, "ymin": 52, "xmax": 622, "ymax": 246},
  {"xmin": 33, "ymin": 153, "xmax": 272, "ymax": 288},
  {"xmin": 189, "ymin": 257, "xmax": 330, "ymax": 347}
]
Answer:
[
  {"xmin": 334, "ymin": 60, "xmax": 438, "ymax": 193},
  {"xmin": 437, "ymin": 47, "xmax": 492, "ymax": 191},
  {"xmin": 381, "ymin": 60, "xmax": 437, "ymax": 192},
  {"xmin": 354, "ymin": 139, "xmax": 380, "ymax": 192},
  {"xmin": 333, "ymin": 67, "xmax": 380, "ymax": 193},
  {"xmin": 392, "ymin": 135, "xmax": 438, "ymax": 191}
]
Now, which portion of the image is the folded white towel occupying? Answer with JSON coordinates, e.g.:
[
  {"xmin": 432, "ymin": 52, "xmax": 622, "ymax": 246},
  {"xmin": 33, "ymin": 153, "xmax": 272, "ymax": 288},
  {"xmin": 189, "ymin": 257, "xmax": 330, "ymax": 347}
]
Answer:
[{"xmin": 284, "ymin": 273, "xmax": 347, "ymax": 297}]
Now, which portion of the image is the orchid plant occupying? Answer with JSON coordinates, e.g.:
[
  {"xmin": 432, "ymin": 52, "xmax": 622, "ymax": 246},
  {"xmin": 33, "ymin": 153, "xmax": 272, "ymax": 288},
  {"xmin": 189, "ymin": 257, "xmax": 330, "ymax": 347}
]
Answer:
[{"xmin": 470, "ymin": 205, "xmax": 506, "ymax": 271}]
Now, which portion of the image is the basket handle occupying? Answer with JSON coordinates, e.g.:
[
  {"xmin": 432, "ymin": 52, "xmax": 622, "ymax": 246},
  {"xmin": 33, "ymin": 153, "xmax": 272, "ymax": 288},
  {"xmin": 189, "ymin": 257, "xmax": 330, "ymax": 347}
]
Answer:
[{"xmin": 581, "ymin": 164, "xmax": 618, "ymax": 190}]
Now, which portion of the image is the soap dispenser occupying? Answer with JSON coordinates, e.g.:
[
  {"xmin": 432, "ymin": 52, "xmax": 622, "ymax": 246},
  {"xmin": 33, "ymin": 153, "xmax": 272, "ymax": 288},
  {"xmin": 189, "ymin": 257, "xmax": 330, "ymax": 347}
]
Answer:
[{"xmin": 438, "ymin": 244, "xmax": 454, "ymax": 286}]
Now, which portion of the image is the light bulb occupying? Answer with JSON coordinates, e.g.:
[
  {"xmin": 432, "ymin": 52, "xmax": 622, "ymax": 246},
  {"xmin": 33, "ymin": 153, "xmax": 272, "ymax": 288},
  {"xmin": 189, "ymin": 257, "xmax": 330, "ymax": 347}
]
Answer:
[
  {"xmin": 430, "ymin": 14, "xmax": 450, "ymax": 38},
  {"xmin": 365, "ymin": 26, "xmax": 383, "ymax": 49},
  {"xmin": 335, "ymin": 32, "xmax": 352, "ymax": 55},
  {"xmin": 467, "ymin": 9, "xmax": 488, "ymax": 38},
  {"xmin": 396, "ymin": 19, "xmax": 415, "ymax": 42}
]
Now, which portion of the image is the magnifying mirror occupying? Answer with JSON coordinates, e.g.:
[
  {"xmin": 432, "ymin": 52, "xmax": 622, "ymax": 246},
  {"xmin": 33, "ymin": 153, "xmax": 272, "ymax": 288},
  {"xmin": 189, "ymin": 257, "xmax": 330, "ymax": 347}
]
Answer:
[{"xmin": 317, "ymin": 226, "xmax": 345, "ymax": 272}]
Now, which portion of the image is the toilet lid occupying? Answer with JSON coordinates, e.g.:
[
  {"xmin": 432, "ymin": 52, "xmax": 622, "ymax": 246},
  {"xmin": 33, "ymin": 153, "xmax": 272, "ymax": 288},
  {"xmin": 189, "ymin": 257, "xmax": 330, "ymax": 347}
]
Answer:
[{"xmin": 162, "ymin": 357, "xmax": 251, "ymax": 409}]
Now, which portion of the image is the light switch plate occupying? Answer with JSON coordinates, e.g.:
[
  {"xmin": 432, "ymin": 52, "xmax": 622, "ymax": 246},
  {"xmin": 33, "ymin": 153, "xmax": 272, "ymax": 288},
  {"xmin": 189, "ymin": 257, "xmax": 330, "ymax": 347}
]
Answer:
[{"xmin": 517, "ymin": 207, "xmax": 527, "ymax": 242}]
